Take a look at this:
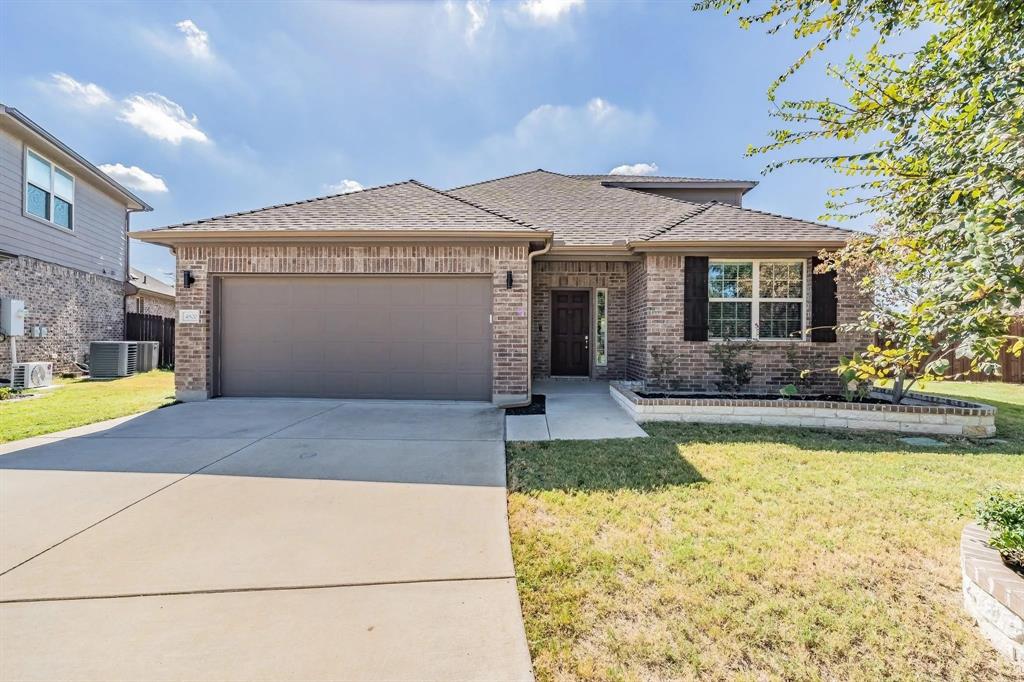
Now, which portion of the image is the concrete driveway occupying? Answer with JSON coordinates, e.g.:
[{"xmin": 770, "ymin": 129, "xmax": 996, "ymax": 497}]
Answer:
[{"xmin": 0, "ymin": 399, "xmax": 533, "ymax": 681}]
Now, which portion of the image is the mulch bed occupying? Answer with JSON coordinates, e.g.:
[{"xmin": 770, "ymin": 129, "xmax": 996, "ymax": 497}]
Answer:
[{"xmin": 506, "ymin": 394, "xmax": 546, "ymax": 415}]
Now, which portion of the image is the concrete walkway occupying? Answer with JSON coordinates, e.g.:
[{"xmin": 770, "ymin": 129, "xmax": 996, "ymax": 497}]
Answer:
[
  {"xmin": 0, "ymin": 399, "xmax": 533, "ymax": 681},
  {"xmin": 505, "ymin": 380, "xmax": 648, "ymax": 441}
]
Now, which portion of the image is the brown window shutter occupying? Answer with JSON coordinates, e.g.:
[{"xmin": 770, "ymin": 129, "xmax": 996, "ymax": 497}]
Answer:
[
  {"xmin": 683, "ymin": 256, "xmax": 709, "ymax": 341},
  {"xmin": 810, "ymin": 257, "xmax": 838, "ymax": 342}
]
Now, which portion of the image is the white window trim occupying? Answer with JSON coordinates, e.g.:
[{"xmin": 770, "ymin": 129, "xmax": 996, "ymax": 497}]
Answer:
[
  {"xmin": 708, "ymin": 258, "xmax": 806, "ymax": 341},
  {"xmin": 594, "ymin": 287, "xmax": 608, "ymax": 366},
  {"xmin": 24, "ymin": 146, "xmax": 75, "ymax": 231}
]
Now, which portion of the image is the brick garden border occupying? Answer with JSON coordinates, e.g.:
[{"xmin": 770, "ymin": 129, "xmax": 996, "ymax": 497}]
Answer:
[
  {"xmin": 609, "ymin": 382, "xmax": 996, "ymax": 437},
  {"xmin": 961, "ymin": 523, "xmax": 1024, "ymax": 669}
]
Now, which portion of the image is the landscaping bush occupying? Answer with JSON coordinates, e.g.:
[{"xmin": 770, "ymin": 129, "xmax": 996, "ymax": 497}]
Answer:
[{"xmin": 976, "ymin": 489, "xmax": 1024, "ymax": 571}]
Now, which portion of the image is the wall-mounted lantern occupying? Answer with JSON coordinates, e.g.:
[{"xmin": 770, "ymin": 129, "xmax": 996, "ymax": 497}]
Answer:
[
  {"xmin": 183, "ymin": 270, "xmax": 196, "ymax": 289},
  {"xmin": 506, "ymin": 270, "xmax": 513, "ymax": 289}
]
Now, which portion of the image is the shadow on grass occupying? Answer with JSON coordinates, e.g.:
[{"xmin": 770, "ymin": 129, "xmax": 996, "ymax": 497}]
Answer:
[{"xmin": 507, "ymin": 437, "xmax": 707, "ymax": 493}]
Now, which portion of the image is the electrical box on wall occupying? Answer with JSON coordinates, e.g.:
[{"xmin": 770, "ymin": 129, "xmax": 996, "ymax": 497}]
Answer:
[{"xmin": 1, "ymin": 299, "xmax": 26, "ymax": 336}]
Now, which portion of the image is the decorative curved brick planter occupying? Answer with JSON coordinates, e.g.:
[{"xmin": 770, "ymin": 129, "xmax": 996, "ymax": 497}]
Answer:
[
  {"xmin": 961, "ymin": 523, "xmax": 1024, "ymax": 668},
  {"xmin": 609, "ymin": 383, "xmax": 996, "ymax": 437}
]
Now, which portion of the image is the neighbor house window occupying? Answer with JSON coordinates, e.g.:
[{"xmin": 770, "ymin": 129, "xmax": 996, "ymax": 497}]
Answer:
[
  {"xmin": 708, "ymin": 260, "xmax": 804, "ymax": 340},
  {"xmin": 595, "ymin": 288, "xmax": 608, "ymax": 366},
  {"xmin": 25, "ymin": 149, "xmax": 74, "ymax": 230}
]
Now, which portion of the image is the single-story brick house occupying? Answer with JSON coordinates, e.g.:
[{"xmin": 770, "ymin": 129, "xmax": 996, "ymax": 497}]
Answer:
[
  {"xmin": 125, "ymin": 267, "xmax": 176, "ymax": 318},
  {"xmin": 133, "ymin": 170, "xmax": 870, "ymax": 404}
]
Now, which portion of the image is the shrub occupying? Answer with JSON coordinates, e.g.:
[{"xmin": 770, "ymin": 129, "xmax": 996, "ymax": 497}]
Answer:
[
  {"xmin": 975, "ymin": 489, "xmax": 1024, "ymax": 571},
  {"xmin": 710, "ymin": 337, "xmax": 754, "ymax": 394}
]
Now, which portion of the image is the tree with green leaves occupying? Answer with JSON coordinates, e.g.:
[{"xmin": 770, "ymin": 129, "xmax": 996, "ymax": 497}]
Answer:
[{"xmin": 697, "ymin": 0, "xmax": 1024, "ymax": 401}]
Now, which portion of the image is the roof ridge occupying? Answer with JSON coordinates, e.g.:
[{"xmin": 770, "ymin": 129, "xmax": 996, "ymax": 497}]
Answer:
[
  {"xmin": 408, "ymin": 180, "xmax": 540, "ymax": 231},
  {"xmin": 160, "ymin": 179, "xmax": 417, "ymax": 230},
  {"xmin": 447, "ymin": 168, "xmax": 553, "ymax": 192},
  {"xmin": 641, "ymin": 202, "xmax": 718, "ymax": 241}
]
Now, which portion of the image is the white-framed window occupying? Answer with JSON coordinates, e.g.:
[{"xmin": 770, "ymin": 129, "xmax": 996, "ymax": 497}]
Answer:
[
  {"xmin": 708, "ymin": 259, "xmax": 805, "ymax": 340},
  {"xmin": 24, "ymin": 148, "xmax": 74, "ymax": 230},
  {"xmin": 595, "ymin": 288, "xmax": 608, "ymax": 366}
]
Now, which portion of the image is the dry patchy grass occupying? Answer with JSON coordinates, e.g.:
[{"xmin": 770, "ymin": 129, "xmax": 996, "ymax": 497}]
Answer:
[{"xmin": 507, "ymin": 386, "xmax": 1024, "ymax": 681}]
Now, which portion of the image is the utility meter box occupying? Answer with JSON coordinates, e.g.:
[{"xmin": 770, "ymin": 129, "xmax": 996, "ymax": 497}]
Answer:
[{"xmin": 1, "ymin": 299, "xmax": 26, "ymax": 336}]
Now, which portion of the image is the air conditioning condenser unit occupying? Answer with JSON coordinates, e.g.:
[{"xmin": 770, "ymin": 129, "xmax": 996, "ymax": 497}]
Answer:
[
  {"xmin": 89, "ymin": 341, "xmax": 138, "ymax": 378},
  {"xmin": 12, "ymin": 362, "xmax": 53, "ymax": 389}
]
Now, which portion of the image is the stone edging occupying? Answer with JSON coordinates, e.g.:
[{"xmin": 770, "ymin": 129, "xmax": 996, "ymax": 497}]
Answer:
[
  {"xmin": 961, "ymin": 523, "xmax": 1024, "ymax": 669},
  {"xmin": 609, "ymin": 382, "xmax": 996, "ymax": 437}
]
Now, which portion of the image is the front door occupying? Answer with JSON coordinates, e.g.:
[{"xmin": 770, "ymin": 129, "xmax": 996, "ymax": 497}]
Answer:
[{"xmin": 551, "ymin": 290, "xmax": 590, "ymax": 376}]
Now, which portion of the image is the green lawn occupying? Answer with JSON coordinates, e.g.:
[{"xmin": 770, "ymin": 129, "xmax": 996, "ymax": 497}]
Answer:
[
  {"xmin": 507, "ymin": 382, "xmax": 1024, "ymax": 681},
  {"xmin": 0, "ymin": 370, "xmax": 176, "ymax": 443}
]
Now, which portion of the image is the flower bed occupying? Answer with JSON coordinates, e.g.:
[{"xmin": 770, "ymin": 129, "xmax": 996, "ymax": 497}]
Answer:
[{"xmin": 610, "ymin": 382, "xmax": 996, "ymax": 437}]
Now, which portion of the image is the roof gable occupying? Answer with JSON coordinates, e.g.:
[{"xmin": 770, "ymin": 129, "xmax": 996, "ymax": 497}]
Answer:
[{"xmin": 644, "ymin": 201, "xmax": 854, "ymax": 243}]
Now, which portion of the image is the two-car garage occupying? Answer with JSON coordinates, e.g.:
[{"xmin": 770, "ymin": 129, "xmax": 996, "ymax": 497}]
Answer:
[{"xmin": 214, "ymin": 275, "xmax": 493, "ymax": 401}]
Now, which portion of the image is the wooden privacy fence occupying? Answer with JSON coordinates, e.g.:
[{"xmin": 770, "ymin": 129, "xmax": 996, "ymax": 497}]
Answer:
[
  {"xmin": 125, "ymin": 312, "xmax": 175, "ymax": 368},
  {"xmin": 945, "ymin": 318, "xmax": 1023, "ymax": 384}
]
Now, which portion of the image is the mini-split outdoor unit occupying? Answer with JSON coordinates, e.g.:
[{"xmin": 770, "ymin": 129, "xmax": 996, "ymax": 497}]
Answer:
[
  {"xmin": 89, "ymin": 341, "xmax": 138, "ymax": 378},
  {"xmin": 11, "ymin": 362, "xmax": 52, "ymax": 389},
  {"xmin": 136, "ymin": 341, "xmax": 160, "ymax": 372}
]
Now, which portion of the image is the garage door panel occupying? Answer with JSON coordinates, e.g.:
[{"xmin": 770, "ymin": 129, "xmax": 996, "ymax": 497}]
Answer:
[
  {"xmin": 357, "ymin": 281, "xmax": 393, "ymax": 305},
  {"xmin": 220, "ymin": 276, "xmax": 492, "ymax": 400},
  {"xmin": 391, "ymin": 308, "xmax": 424, "ymax": 337},
  {"xmin": 423, "ymin": 309, "xmax": 459, "ymax": 340},
  {"xmin": 457, "ymin": 310, "xmax": 489, "ymax": 338},
  {"xmin": 422, "ymin": 343, "xmax": 457, "ymax": 372}
]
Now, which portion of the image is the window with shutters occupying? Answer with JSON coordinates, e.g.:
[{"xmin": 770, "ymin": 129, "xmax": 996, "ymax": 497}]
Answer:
[{"xmin": 708, "ymin": 259, "xmax": 805, "ymax": 340}]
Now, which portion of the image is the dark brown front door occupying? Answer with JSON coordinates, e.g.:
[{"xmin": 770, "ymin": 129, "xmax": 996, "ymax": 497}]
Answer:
[{"xmin": 551, "ymin": 290, "xmax": 590, "ymax": 376}]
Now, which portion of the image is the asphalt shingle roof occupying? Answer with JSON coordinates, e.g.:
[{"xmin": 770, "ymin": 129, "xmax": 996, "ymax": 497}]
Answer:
[
  {"xmin": 129, "ymin": 268, "xmax": 175, "ymax": 298},
  {"xmin": 450, "ymin": 170, "xmax": 853, "ymax": 245},
  {"xmin": 141, "ymin": 169, "xmax": 855, "ymax": 247},
  {"xmin": 644, "ymin": 202, "xmax": 855, "ymax": 243},
  {"xmin": 149, "ymin": 180, "xmax": 537, "ymax": 233},
  {"xmin": 448, "ymin": 170, "xmax": 706, "ymax": 246}
]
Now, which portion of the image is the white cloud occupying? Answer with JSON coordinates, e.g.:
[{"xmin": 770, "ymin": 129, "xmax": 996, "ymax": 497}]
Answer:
[
  {"xmin": 176, "ymin": 19, "xmax": 211, "ymax": 60},
  {"xmin": 609, "ymin": 162, "xmax": 659, "ymax": 176},
  {"xmin": 325, "ymin": 179, "xmax": 364, "ymax": 194},
  {"xmin": 118, "ymin": 94, "xmax": 209, "ymax": 145},
  {"xmin": 446, "ymin": 0, "xmax": 490, "ymax": 44},
  {"xmin": 518, "ymin": 0, "xmax": 584, "ymax": 24},
  {"xmin": 466, "ymin": 97, "xmax": 655, "ymax": 176},
  {"xmin": 98, "ymin": 163, "xmax": 169, "ymax": 193},
  {"xmin": 49, "ymin": 73, "xmax": 112, "ymax": 107}
]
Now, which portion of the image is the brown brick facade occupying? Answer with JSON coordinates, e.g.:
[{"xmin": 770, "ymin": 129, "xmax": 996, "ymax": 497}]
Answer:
[
  {"xmin": 0, "ymin": 255, "xmax": 124, "ymax": 375},
  {"xmin": 125, "ymin": 294, "xmax": 175, "ymax": 318},
  {"xmin": 172, "ymin": 242, "xmax": 532, "ymax": 402},
  {"xmin": 531, "ymin": 260, "xmax": 630, "ymax": 380},
  {"xmin": 632, "ymin": 254, "xmax": 871, "ymax": 392}
]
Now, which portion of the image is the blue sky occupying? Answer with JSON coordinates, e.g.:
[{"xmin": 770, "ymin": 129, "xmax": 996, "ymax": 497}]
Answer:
[{"xmin": 1, "ymin": 0, "xmax": 870, "ymax": 280}]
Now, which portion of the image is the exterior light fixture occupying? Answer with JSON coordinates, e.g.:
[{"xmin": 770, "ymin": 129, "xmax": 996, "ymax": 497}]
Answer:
[
  {"xmin": 506, "ymin": 270, "xmax": 513, "ymax": 289},
  {"xmin": 183, "ymin": 270, "xmax": 196, "ymax": 289}
]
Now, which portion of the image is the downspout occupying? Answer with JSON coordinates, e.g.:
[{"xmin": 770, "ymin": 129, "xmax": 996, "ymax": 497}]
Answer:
[
  {"xmin": 123, "ymin": 210, "xmax": 130, "ymax": 339},
  {"xmin": 504, "ymin": 238, "xmax": 552, "ymax": 409}
]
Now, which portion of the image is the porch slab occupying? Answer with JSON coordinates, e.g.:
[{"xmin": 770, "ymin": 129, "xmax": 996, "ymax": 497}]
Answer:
[{"xmin": 505, "ymin": 380, "xmax": 647, "ymax": 441}]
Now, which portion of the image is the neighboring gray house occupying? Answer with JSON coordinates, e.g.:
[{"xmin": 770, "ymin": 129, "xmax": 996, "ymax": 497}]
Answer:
[
  {"xmin": 0, "ymin": 105, "xmax": 151, "ymax": 376},
  {"xmin": 126, "ymin": 267, "xmax": 175, "ymax": 318}
]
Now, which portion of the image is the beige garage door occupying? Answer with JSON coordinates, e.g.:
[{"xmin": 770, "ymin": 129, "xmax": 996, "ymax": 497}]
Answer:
[{"xmin": 217, "ymin": 276, "xmax": 492, "ymax": 400}]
